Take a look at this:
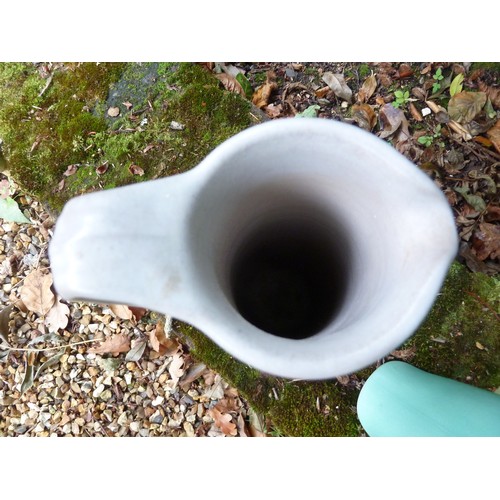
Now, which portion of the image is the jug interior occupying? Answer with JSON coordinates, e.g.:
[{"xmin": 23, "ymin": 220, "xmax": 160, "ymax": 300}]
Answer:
[
  {"xmin": 229, "ymin": 216, "xmax": 349, "ymax": 339},
  {"xmin": 191, "ymin": 180, "xmax": 355, "ymax": 341}
]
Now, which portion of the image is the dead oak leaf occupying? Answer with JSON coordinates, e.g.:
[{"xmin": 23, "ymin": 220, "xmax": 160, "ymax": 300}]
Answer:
[
  {"xmin": 20, "ymin": 270, "xmax": 55, "ymax": 316},
  {"xmin": 208, "ymin": 407, "xmax": 237, "ymax": 436},
  {"xmin": 149, "ymin": 321, "xmax": 179, "ymax": 356},
  {"xmin": 45, "ymin": 298, "xmax": 70, "ymax": 332},
  {"xmin": 215, "ymin": 397, "xmax": 240, "ymax": 413},
  {"xmin": 168, "ymin": 353, "xmax": 185, "ymax": 380},
  {"xmin": 252, "ymin": 71, "xmax": 277, "ymax": 109},
  {"xmin": 88, "ymin": 334, "xmax": 130, "ymax": 356}
]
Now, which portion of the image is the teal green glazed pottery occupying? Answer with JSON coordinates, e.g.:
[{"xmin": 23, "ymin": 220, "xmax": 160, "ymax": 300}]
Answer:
[{"xmin": 357, "ymin": 361, "xmax": 500, "ymax": 436}]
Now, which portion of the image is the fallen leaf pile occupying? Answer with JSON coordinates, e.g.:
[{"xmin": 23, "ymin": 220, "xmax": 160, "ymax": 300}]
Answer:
[{"xmin": 209, "ymin": 62, "xmax": 500, "ymax": 275}]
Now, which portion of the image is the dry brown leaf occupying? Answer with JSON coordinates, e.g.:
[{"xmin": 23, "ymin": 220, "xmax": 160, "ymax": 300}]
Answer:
[
  {"xmin": 448, "ymin": 91, "xmax": 487, "ymax": 123},
  {"xmin": 473, "ymin": 135, "xmax": 494, "ymax": 148},
  {"xmin": 215, "ymin": 73, "xmax": 245, "ymax": 96},
  {"xmin": 390, "ymin": 346, "xmax": 416, "ymax": 361},
  {"xmin": 96, "ymin": 163, "xmax": 109, "ymax": 175},
  {"xmin": 421, "ymin": 63, "xmax": 433, "ymax": 75},
  {"xmin": 322, "ymin": 72, "xmax": 352, "ymax": 103},
  {"xmin": 472, "ymin": 222, "xmax": 500, "ymax": 261},
  {"xmin": 395, "ymin": 63, "xmax": 414, "ymax": 79},
  {"xmin": 128, "ymin": 306, "xmax": 147, "ymax": 321},
  {"xmin": 20, "ymin": 270, "xmax": 55, "ymax": 316},
  {"xmin": 45, "ymin": 299, "xmax": 70, "ymax": 332},
  {"xmin": 357, "ymin": 73, "xmax": 377, "ymax": 103},
  {"xmin": 63, "ymin": 164, "xmax": 78, "ymax": 176},
  {"xmin": 202, "ymin": 369, "xmax": 216, "ymax": 386},
  {"xmin": 215, "ymin": 396, "xmax": 240, "ymax": 413},
  {"xmin": 107, "ymin": 106, "xmax": 120, "ymax": 117},
  {"xmin": 129, "ymin": 164, "xmax": 144, "ymax": 176},
  {"xmin": 486, "ymin": 119, "xmax": 500, "ymax": 154},
  {"xmin": 109, "ymin": 304, "xmax": 133, "ymax": 320},
  {"xmin": 88, "ymin": 333, "xmax": 130, "ymax": 356},
  {"xmin": 264, "ymin": 103, "xmax": 282, "ymax": 118},
  {"xmin": 247, "ymin": 407, "xmax": 267, "ymax": 437},
  {"xmin": 208, "ymin": 407, "xmax": 237, "ymax": 436},
  {"xmin": 179, "ymin": 362, "xmax": 207, "ymax": 391},
  {"xmin": 351, "ymin": 104, "xmax": 376, "ymax": 131},
  {"xmin": 486, "ymin": 206, "xmax": 500, "ymax": 222},
  {"xmin": 448, "ymin": 120, "xmax": 473, "ymax": 141},
  {"xmin": 149, "ymin": 322, "xmax": 179, "ymax": 355},
  {"xmin": 478, "ymin": 81, "xmax": 500, "ymax": 108},
  {"xmin": 168, "ymin": 353, "xmax": 184, "ymax": 380},
  {"xmin": 425, "ymin": 100, "xmax": 446, "ymax": 114},
  {"xmin": 409, "ymin": 102, "xmax": 423, "ymax": 122},
  {"xmin": 252, "ymin": 71, "xmax": 277, "ymax": 109},
  {"xmin": 237, "ymin": 413, "xmax": 248, "ymax": 437},
  {"xmin": 0, "ymin": 305, "xmax": 14, "ymax": 347},
  {"xmin": 315, "ymin": 85, "xmax": 330, "ymax": 99},
  {"xmin": 378, "ymin": 104, "xmax": 410, "ymax": 141}
]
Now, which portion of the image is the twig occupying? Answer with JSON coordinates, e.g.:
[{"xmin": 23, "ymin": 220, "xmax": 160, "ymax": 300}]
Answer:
[
  {"xmin": 1, "ymin": 338, "xmax": 100, "ymax": 353},
  {"xmin": 464, "ymin": 290, "xmax": 500, "ymax": 322},
  {"xmin": 37, "ymin": 75, "xmax": 53, "ymax": 98},
  {"xmin": 448, "ymin": 134, "xmax": 500, "ymax": 162}
]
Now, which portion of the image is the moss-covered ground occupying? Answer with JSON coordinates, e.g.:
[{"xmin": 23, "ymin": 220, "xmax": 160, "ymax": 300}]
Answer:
[
  {"xmin": 1, "ymin": 62, "xmax": 498, "ymax": 436},
  {"xmin": 0, "ymin": 62, "xmax": 253, "ymax": 213}
]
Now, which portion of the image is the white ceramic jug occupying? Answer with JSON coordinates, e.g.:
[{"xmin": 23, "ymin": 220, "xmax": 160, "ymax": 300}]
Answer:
[{"xmin": 49, "ymin": 118, "xmax": 458, "ymax": 380}]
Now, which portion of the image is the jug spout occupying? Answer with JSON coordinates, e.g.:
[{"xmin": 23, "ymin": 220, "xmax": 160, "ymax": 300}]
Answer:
[{"xmin": 49, "ymin": 173, "xmax": 200, "ymax": 317}]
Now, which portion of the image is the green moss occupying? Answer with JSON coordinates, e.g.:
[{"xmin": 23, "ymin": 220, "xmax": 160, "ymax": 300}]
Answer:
[
  {"xmin": 358, "ymin": 64, "xmax": 371, "ymax": 79},
  {"xmin": 471, "ymin": 62, "xmax": 500, "ymax": 74},
  {"xmin": 303, "ymin": 66, "xmax": 319, "ymax": 77},
  {"xmin": 0, "ymin": 62, "xmax": 252, "ymax": 213},
  {"xmin": 164, "ymin": 62, "xmax": 215, "ymax": 88},
  {"xmin": 269, "ymin": 381, "xmax": 360, "ymax": 436},
  {"xmin": 400, "ymin": 262, "xmax": 500, "ymax": 388},
  {"xmin": 0, "ymin": 63, "xmax": 125, "ymax": 211}
]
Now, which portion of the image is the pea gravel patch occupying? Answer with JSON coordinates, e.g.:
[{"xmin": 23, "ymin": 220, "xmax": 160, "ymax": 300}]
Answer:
[{"xmin": 0, "ymin": 185, "xmax": 253, "ymax": 437}]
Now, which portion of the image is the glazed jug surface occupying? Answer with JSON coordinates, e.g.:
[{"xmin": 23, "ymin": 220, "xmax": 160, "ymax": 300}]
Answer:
[{"xmin": 49, "ymin": 118, "xmax": 458, "ymax": 379}]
